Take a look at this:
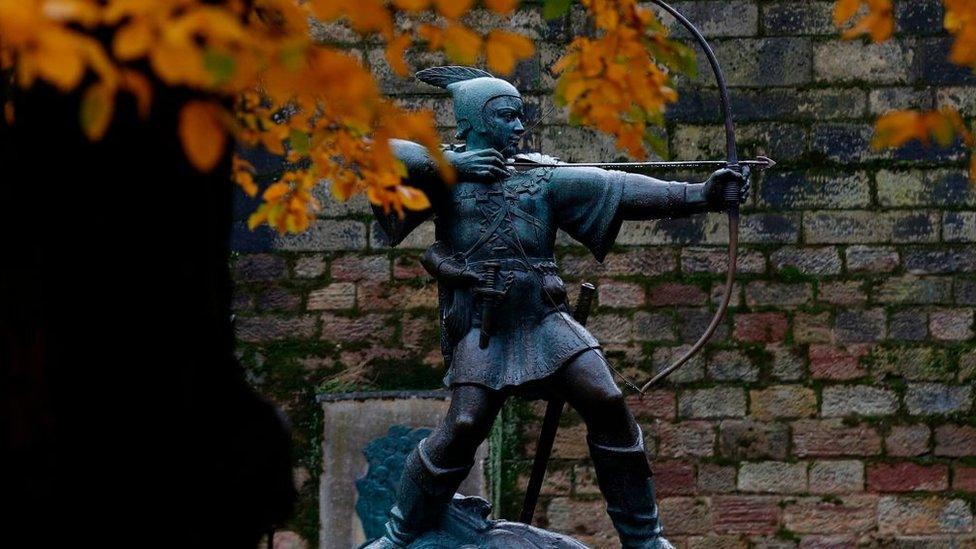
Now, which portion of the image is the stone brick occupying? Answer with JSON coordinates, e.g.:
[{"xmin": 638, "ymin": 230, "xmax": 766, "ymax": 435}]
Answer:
[
  {"xmin": 793, "ymin": 312, "xmax": 832, "ymax": 344},
  {"xmin": 871, "ymin": 346, "xmax": 954, "ymax": 382},
  {"xmin": 658, "ymin": 1, "xmax": 758, "ymax": 37},
  {"xmin": 740, "ymin": 213, "xmax": 802, "ymax": 245},
  {"xmin": 320, "ymin": 313, "xmax": 393, "ymax": 342},
  {"xmin": 885, "ymin": 425, "xmax": 931, "ymax": 457},
  {"xmin": 627, "ymin": 391, "xmax": 677, "ymax": 422},
  {"xmin": 953, "ymin": 465, "xmax": 976, "ymax": 492},
  {"xmin": 545, "ymin": 497, "xmax": 614, "ymax": 541},
  {"xmin": 835, "ymin": 308, "xmax": 886, "ymax": 343},
  {"xmin": 869, "ymin": 87, "xmax": 935, "ymax": 114},
  {"xmin": 745, "ymin": 282, "xmax": 813, "ymax": 308},
  {"xmin": 875, "ymin": 275, "xmax": 952, "ymax": 304},
  {"xmin": 957, "ymin": 278, "xmax": 976, "ymax": 306},
  {"xmin": 698, "ymin": 464, "xmax": 737, "ymax": 494},
  {"xmin": 293, "ymin": 256, "xmax": 327, "ymax": 278},
  {"xmin": 257, "ymin": 287, "xmax": 301, "ymax": 311},
  {"xmin": 760, "ymin": 171, "xmax": 871, "ymax": 210},
  {"xmin": 654, "ymin": 420, "xmax": 716, "ymax": 458},
  {"xmin": 929, "ymin": 308, "xmax": 974, "ymax": 341},
  {"xmin": 679, "ymin": 388, "xmax": 747, "ymax": 419},
  {"xmin": 938, "ymin": 85, "xmax": 976, "ymax": 117},
  {"xmin": 809, "ymin": 460, "xmax": 865, "ymax": 494},
  {"xmin": 814, "ymin": 39, "xmax": 911, "ymax": 83},
  {"xmin": 709, "ymin": 350, "xmax": 759, "ymax": 382},
  {"xmin": 763, "ymin": 1, "xmax": 835, "ymax": 35},
  {"xmin": 867, "ymin": 463, "xmax": 949, "ymax": 492},
  {"xmin": 682, "ymin": 247, "xmax": 766, "ymax": 275},
  {"xmin": 719, "ymin": 420, "xmax": 791, "ymax": 461},
  {"xmin": 809, "ymin": 344, "xmax": 871, "ymax": 380},
  {"xmin": 934, "ymin": 424, "xmax": 976, "ymax": 457},
  {"xmin": 370, "ymin": 220, "xmax": 435, "ymax": 250},
  {"xmin": 818, "ymin": 281, "xmax": 868, "ymax": 305},
  {"xmin": 587, "ymin": 313, "xmax": 634, "ymax": 344},
  {"xmin": 888, "ymin": 309, "xmax": 929, "ymax": 341},
  {"xmin": 275, "ymin": 219, "xmax": 367, "ymax": 251},
  {"xmin": 771, "ymin": 247, "xmax": 842, "ymax": 276},
  {"xmin": 896, "ymin": 0, "xmax": 945, "ymax": 34},
  {"xmin": 769, "ymin": 344, "xmax": 806, "ymax": 381},
  {"xmin": 560, "ymin": 248, "xmax": 677, "ymax": 278},
  {"xmin": 750, "ymin": 385, "xmax": 817, "ymax": 421},
  {"xmin": 712, "ymin": 496, "xmax": 781, "ymax": 535},
  {"xmin": 652, "ymin": 345, "xmax": 706, "ymax": 383},
  {"xmin": 234, "ymin": 254, "xmax": 287, "ymax": 281},
  {"xmin": 904, "ymin": 248, "xmax": 976, "ymax": 274},
  {"xmin": 679, "ymin": 307, "xmax": 730, "ymax": 343},
  {"xmin": 307, "ymin": 283, "xmax": 356, "ymax": 310},
  {"xmin": 877, "ymin": 496, "xmax": 973, "ymax": 534},
  {"xmin": 734, "ymin": 312, "xmax": 788, "ymax": 343},
  {"xmin": 904, "ymin": 383, "xmax": 973, "ymax": 415},
  {"xmin": 634, "ymin": 311, "xmax": 676, "ymax": 342},
  {"xmin": 793, "ymin": 420, "xmax": 882, "ymax": 457},
  {"xmin": 658, "ymin": 497, "xmax": 714, "ymax": 535},
  {"xmin": 877, "ymin": 169, "xmax": 976, "ymax": 208},
  {"xmin": 648, "ymin": 282, "xmax": 707, "ymax": 307},
  {"xmin": 598, "ymin": 280, "xmax": 645, "ymax": 308},
  {"xmin": 738, "ymin": 461, "xmax": 808, "ymax": 494},
  {"xmin": 821, "ymin": 386, "xmax": 898, "ymax": 417},
  {"xmin": 804, "ymin": 211, "xmax": 939, "ymax": 245},
  {"xmin": 783, "ymin": 496, "xmax": 879, "ymax": 535},
  {"xmin": 845, "ymin": 246, "xmax": 899, "ymax": 273},
  {"xmin": 330, "ymin": 255, "xmax": 390, "ymax": 282},
  {"xmin": 235, "ymin": 315, "xmax": 317, "ymax": 343},
  {"xmin": 650, "ymin": 460, "xmax": 697, "ymax": 497},
  {"xmin": 944, "ymin": 212, "xmax": 976, "ymax": 243},
  {"xmin": 704, "ymin": 38, "xmax": 812, "ymax": 87}
]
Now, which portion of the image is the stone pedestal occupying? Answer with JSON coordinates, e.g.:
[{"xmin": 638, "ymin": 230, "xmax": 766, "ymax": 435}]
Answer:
[{"xmin": 318, "ymin": 391, "xmax": 487, "ymax": 548}]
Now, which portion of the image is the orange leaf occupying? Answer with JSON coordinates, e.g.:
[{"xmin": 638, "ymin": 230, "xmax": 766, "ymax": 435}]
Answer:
[
  {"xmin": 119, "ymin": 69, "xmax": 153, "ymax": 119},
  {"xmin": 79, "ymin": 82, "xmax": 114, "ymax": 141},
  {"xmin": 833, "ymin": 0, "xmax": 861, "ymax": 25},
  {"xmin": 392, "ymin": 0, "xmax": 430, "ymax": 11},
  {"xmin": 263, "ymin": 181, "xmax": 290, "ymax": 202},
  {"xmin": 442, "ymin": 24, "xmax": 482, "ymax": 65},
  {"xmin": 485, "ymin": 30, "xmax": 534, "ymax": 75},
  {"xmin": 179, "ymin": 101, "xmax": 227, "ymax": 172},
  {"xmin": 485, "ymin": 0, "xmax": 519, "ymax": 15},
  {"xmin": 34, "ymin": 32, "xmax": 85, "ymax": 91},
  {"xmin": 434, "ymin": 0, "xmax": 473, "ymax": 19},
  {"xmin": 397, "ymin": 184, "xmax": 431, "ymax": 210},
  {"xmin": 113, "ymin": 20, "xmax": 152, "ymax": 60},
  {"xmin": 385, "ymin": 34, "xmax": 412, "ymax": 77}
]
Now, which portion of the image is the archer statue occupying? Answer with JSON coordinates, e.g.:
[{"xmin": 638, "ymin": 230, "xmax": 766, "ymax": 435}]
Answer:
[{"xmin": 365, "ymin": 66, "xmax": 749, "ymax": 549}]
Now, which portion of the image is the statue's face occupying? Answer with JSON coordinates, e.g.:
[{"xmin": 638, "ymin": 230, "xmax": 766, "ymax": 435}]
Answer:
[{"xmin": 479, "ymin": 96, "xmax": 525, "ymax": 155}]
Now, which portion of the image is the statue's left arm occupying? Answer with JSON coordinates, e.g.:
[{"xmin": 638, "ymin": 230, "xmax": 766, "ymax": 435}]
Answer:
[{"xmin": 549, "ymin": 167, "xmax": 749, "ymax": 261}]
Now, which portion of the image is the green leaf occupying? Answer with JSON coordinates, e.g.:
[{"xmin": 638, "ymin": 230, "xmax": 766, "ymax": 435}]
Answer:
[
  {"xmin": 289, "ymin": 129, "xmax": 310, "ymax": 155},
  {"xmin": 204, "ymin": 49, "xmax": 237, "ymax": 87},
  {"xmin": 644, "ymin": 130, "xmax": 670, "ymax": 160},
  {"xmin": 543, "ymin": 0, "xmax": 572, "ymax": 20},
  {"xmin": 647, "ymin": 40, "xmax": 698, "ymax": 78}
]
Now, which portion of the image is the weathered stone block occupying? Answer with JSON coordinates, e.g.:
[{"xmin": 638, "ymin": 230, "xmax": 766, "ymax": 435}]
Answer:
[
  {"xmin": 738, "ymin": 461, "xmax": 808, "ymax": 494},
  {"xmin": 783, "ymin": 496, "xmax": 878, "ymax": 535},
  {"xmin": 904, "ymin": 383, "xmax": 973, "ymax": 415},
  {"xmin": 877, "ymin": 169, "xmax": 976, "ymax": 208},
  {"xmin": 821, "ymin": 385, "xmax": 898, "ymax": 417},
  {"xmin": 793, "ymin": 311, "xmax": 832, "ymax": 344},
  {"xmin": 814, "ymin": 39, "xmax": 912, "ymax": 84},
  {"xmin": 679, "ymin": 388, "xmax": 747, "ymax": 419},
  {"xmin": 929, "ymin": 308, "xmax": 974, "ymax": 341},
  {"xmin": 746, "ymin": 282, "xmax": 813, "ymax": 307},
  {"xmin": 648, "ymin": 282, "xmax": 707, "ymax": 307},
  {"xmin": 719, "ymin": 420, "xmax": 791, "ymax": 461},
  {"xmin": 633, "ymin": 311, "xmax": 677, "ymax": 342},
  {"xmin": 885, "ymin": 424, "xmax": 931, "ymax": 457},
  {"xmin": 698, "ymin": 464, "xmax": 737, "ymax": 494},
  {"xmin": 321, "ymin": 313, "xmax": 393, "ymax": 342},
  {"xmin": 904, "ymin": 248, "xmax": 976, "ymax": 274},
  {"xmin": 712, "ymin": 496, "xmax": 781, "ymax": 535},
  {"xmin": 597, "ymin": 280, "xmax": 645, "ymax": 308},
  {"xmin": 888, "ymin": 309, "xmax": 929, "ymax": 341},
  {"xmin": 808, "ymin": 460, "xmax": 864, "ymax": 494},
  {"xmin": 654, "ymin": 420, "xmax": 717, "ymax": 458},
  {"xmin": 818, "ymin": 281, "xmax": 868, "ymax": 305},
  {"xmin": 809, "ymin": 344, "xmax": 871, "ymax": 380},
  {"xmin": 944, "ymin": 212, "xmax": 976, "ymax": 243},
  {"xmin": 703, "ymin": 38, "xmax": 812, "ymax": 87},
  {"xmin": 875, "ymin": 275, "xmax": 952, "ymax": 304},
  {"xmin": 835, "ymin": 308, "xmax": 886, "ymax": 343},
  {"xmin": 709, "ymin": 350, "xmax": 759, "ymax": 382},
  {"xmin": 658, "ymin": 497, "xmax": 714, "ymax": 535},
  {"xmin": 934, "ymin": 424, "xmax": 976, "ymax": 457},
  {"xmin": 275, "ymin": 219, "xmax": 368, "ymax": 251},
  {"xmin": 867, "ymin": 462, "xmax": 949, "ymax": 492},
  {"xmin": 805, "ymin": 211, "xmax": 939, "ymax": 245},
  {"xmin": 658, "ymin": 1, "xmax": 759, "ymax": 37},
  {"xmin": 846, "ymin": 246, "xmax": 899, "ymax": 273},
  {"xmin": 760, "ymin": 171, "xmax": 871, "ymax": 210},
  {"xmin": 771, "ymin": 247, "xmax": 842, "ymax": 276},
  {"xmin": 235, "ymin": 254, "xmax": 287, "ymax": 281},
  {"xmin": 750, "ymin": 385, "xmax": 818, "ymax": 420},
  {"xmin": 877, "ymin": 496, "xmax": 973, "ymax": 534},
  {"xmin": 236, "ymin": 315, "xmax": 317, "ymax": 343},
  {"xmin": 762, "ymin": 1, "xmax": 835, "ymax": 35},
  {"xmin": 793, "ymin": 420, "xmax": 882, "ymax": 457},
  {"xmin": 734, "ymin": 312, "xmax": 788, "ymax": 343},
  {"xmin": 869, "ymin": 87, "xmax": 934, "ymax": 114}
]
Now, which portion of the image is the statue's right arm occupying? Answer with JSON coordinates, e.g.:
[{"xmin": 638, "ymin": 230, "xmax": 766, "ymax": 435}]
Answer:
[{"xmin": 389, "ymin": 139, "xmax": 452, "ymax": 204}]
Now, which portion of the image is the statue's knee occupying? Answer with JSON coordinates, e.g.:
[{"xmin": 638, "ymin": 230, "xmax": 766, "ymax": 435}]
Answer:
[{"xmin": 450, "ymin": 411, "xmax": 485, "ymax": 439}]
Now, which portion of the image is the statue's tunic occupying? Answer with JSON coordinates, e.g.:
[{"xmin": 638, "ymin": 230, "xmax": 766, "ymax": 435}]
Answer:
[{"xmin": 375, "ymin": 143, "xmax": 633, "ymax": 391}]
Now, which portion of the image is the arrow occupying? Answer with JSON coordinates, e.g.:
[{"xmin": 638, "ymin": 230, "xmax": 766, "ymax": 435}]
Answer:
[{"xmin": 506, "ymin": 156, "xmax": 776, "ymax": 172}]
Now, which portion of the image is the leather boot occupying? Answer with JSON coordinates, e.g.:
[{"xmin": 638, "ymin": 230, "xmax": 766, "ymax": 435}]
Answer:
[
  {"xmin": 588, "ymin": 426, "xmax": 674, "ymax": 549},
  {"xmin": 364, "ymin": 438, "xmax": 471, "ymax": 548}
]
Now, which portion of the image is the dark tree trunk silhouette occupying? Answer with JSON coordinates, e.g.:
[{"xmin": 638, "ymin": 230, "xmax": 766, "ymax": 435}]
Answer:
[{"xmin": 1, "ymin": 78, "xmax": 295, "ymax": 546}]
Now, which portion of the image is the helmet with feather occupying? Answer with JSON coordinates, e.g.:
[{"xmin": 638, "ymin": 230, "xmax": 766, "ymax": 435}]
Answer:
[{"xmin": 415, "ymin": 66, "xmax": 521, "ymax": 140}]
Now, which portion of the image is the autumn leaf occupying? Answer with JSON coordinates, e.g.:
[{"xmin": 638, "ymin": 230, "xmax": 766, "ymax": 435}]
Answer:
[
  {"xmin": 179, "ymin": 101, "xmax": 227, "ymax": 172},
  {"xmin": 119, "ymin": 69, "xmax": 152, "ymax": 119},
  {"xmin": 485, "ymin": 0, "xmax": 519, "ymax": 15},
  {"xmin": 385, "ymin": 33, "xmax": 412, "ymax": 77},
  {"xmin": 397, "ymin": 185, "xmax": 431, "ymax": 210},
  {"xmin": 392, "ymin": 0, "xmax": 430, "ymax": 11},
  {"xmin": 485, "ymin": 30, "xmax": 534, "ymax": 75},
  {"xmin": 113, "ymin": 20, "xmax": 152, "ymax": 60},
  {"xmin": 79, "ymin": 82, "xmax": 114, "ymax": 140},
  {"xmin": 434, "ymin": 0, "xmax": 473, "ymax": 19},
  {"xmin": 442, "ymin": 24, "xmax": 482, "ymax": 65}
]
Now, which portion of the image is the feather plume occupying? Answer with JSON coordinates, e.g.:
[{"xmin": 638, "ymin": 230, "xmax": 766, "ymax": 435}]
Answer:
[{"xmin": 415, "ymin": 66, "xmax": 495, "ymax": 89}]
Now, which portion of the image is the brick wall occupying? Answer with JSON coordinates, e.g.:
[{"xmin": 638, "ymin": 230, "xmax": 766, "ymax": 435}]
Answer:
[{"xmin": 231, "ymin": 1, "xmax": 976, "ymax": 546}]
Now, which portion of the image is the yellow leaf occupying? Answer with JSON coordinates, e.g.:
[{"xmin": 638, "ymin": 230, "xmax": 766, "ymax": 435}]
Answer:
[
  {"xmin": 392, "ymin": 0, "xmax": 430, "ymax": 11},
  {"xmin": 833, "ymin": 0, "xmax": 861, "ymax": 25},
  {"xmin": 119, "ymin": 69, "xmax": 152, "ymax": 119},
  {"xmin": 178, "ymin": 101, "xmax": 227, "ymax": 172},
  {"xmin": 485, "ymin": 0, "xmax": 519, "ymax": 15},
  {"xmin": 263, "ymin": 181, "xmax": 290, "ymax": 201},
  {"xmin": 42, "ymin": 0, "xmax": 100, "ymax": 27},
  {"xmin": 485, "ymin": 30, "xmax": 534, "ymax": 75},
  {"xmin": 247, "ymin": 203, "xmax": 270, "ymax": 230},
  {"xmin": 442, "ymin": 24, "xmax": 482, "ymax": 65},
  {"xmin": 385, "ymin": 34, "xmax": 412, "ymax": 77},
  {"xmin": 113, "ymin": 20, "xmax": 152, "ymax": 60},
  {"xmin": 79, "ymin": 82, "xmax": 114, "ymax": 140},
  {"xmin": 34, "ymin": 31, "xmax": 85, "ymax": 91},
  {"xmin": 397, "ymin": 185, "xmax": 431, "ymax": 210}
]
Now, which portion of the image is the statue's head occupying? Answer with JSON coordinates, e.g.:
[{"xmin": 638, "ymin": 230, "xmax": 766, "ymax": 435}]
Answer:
[{"xmin": 416, "ymin": 66, "xmax": 525, "ymax": 154}]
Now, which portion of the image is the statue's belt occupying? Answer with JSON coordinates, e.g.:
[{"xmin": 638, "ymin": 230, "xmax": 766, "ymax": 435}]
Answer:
[{"xmin": 467, "ymin": 257, "xmax": 556, "ymax": 273}]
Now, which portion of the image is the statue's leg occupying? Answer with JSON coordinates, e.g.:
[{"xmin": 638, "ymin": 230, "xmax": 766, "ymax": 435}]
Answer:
[
  {"xmin": 367, "ymin": 384, "xmax": 504, "ymax": 548},
  {"xmin": 551, "ymin": 350, "xmax": 674, "ymax": 549}
]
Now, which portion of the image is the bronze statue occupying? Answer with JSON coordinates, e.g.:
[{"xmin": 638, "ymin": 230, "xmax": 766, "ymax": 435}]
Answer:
[{"xmin": 365, "ymin": 65, "xmax": 749, "ymax": 549}]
